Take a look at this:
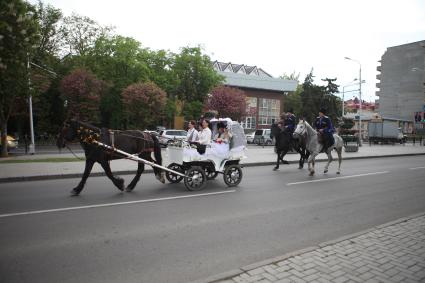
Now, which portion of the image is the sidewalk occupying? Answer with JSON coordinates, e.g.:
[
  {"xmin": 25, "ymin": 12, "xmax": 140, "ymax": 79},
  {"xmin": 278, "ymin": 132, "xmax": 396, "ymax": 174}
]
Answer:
[
  {"xmin": 1, "ymin": 143, "xmax": 425, "ymax": 182},
  {"xmin": 198, "ymin": 213, "xmax": 425, "ymax": 283}
]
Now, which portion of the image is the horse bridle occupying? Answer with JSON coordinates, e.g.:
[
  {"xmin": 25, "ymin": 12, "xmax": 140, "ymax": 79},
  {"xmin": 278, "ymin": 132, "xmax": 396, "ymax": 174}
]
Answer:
[{"xmin": 294, "ymin": 121, "xmax": 308, "ymax": 140}]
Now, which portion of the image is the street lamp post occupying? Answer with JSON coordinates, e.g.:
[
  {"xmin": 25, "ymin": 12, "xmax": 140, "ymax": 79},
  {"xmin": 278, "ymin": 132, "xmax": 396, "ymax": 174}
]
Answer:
[
  {"xmin": 342, "ymin": 79, "xmax": 358, "ymax": 116},
  {"xmin": 27, "ymin": 60, "xmax": 57, "ymax": 154},
  {"xmin": 345, "ymin": 57, "xmax": 363, "ymax": 144},
  {"xmin": 27, "ymin": 56, "xmax": 35, "ymax": 154}
]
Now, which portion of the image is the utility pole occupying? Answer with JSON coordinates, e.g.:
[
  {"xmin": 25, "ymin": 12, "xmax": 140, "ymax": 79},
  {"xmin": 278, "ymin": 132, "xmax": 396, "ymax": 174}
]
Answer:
[{"xmin": 27, "ymin": 55, "xmax": 35, "ymax": 154}]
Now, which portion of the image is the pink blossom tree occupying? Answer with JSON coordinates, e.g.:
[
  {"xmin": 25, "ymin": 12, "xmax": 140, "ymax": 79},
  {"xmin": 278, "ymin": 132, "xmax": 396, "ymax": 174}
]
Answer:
[
  {"xmin": 121, "ymin": 82, "xmax": 167, "ymax": 129},
  {"xmin": 60, "ymin": 68, "xmax": 105, "ymax": 122},
  {"xmin": 206, "ymin": 86, "xmax": 247, "ymax": 121}
]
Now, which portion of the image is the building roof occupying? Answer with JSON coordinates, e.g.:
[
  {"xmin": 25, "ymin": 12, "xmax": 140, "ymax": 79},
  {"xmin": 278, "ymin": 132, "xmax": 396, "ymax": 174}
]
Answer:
[
  {"xmin": 218, "ymin": 71, "xmax": 297, "ymax": 92},
  {"xmin": 212, "ymin": 61, "xmax": 297, "ymax": 92},
  {"xmin": 213, "ymin": 61, "xmax": 273, "ymax": 77}
]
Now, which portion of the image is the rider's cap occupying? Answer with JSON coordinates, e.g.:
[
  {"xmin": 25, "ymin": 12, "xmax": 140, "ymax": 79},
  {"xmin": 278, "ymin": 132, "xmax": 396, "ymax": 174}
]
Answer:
[
  {"xmin": 287, "ymin": 108, "xmax": 294, "ymax": 113},
  {"xmin": 319, "ymin": 107, "xmax": 326, "ymax": 114}
]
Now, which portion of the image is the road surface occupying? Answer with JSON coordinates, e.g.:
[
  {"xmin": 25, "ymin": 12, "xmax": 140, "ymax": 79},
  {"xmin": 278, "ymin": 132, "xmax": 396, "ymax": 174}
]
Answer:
[{"xmin": 0, "ymin": 156, "xmax": 424, "ymax": 283}]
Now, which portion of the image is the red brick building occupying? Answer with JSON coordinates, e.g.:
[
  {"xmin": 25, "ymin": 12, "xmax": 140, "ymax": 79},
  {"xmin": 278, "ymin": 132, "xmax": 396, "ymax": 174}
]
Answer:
[{"xmin": 212, "ymin": 61, "xmax": 297, "ymax": 130}]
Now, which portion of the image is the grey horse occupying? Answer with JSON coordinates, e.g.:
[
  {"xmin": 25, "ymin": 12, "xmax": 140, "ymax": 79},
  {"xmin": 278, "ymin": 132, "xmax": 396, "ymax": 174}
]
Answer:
[{"xmin": 293, "ymin": 119, "xmax": 343, "ymax": 176}]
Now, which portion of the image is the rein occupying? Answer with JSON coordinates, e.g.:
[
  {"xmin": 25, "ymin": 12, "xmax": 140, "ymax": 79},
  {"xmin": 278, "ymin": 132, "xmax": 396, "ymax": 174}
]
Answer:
[{"xmin": 65, "ymin": 143, "xmax": 85, "ymax": 161}]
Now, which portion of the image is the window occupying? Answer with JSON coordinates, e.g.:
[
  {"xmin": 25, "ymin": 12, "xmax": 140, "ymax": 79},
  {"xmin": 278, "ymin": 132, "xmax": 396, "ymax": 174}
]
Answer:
[
  {"xmin": 258, "ymin": 98, "xmax": 280, "ymax": 125},
  {"xmin": 242, "ymin": 116, "xmax": 256, "ymax": 129}
]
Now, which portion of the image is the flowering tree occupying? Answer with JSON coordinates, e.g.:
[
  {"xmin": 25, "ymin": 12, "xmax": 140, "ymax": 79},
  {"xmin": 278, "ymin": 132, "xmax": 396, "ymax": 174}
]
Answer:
[
  {"xmin": 121, "ymin": 82, "xmax": 167, "ymax": 129},
  {"xmin": 60, "ymin": 68, "xmax": 105, "ymax": 122},
  {"xmin": 206, "ymin": 86, "xmax": 247, "ymax": 121}
]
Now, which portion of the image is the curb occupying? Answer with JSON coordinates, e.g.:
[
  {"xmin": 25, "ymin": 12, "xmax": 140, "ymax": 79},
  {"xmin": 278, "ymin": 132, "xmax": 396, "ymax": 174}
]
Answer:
[
  {"xmin": 1, "ymin": 152, "xmax": 424, "ymax": 183},
  {"xmin": 191, "ymin": 211, "xmax": 425, "ymax": 283}
]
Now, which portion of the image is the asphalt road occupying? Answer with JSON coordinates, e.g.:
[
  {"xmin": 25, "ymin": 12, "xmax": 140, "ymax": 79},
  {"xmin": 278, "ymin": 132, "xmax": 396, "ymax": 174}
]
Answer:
[{"xmin": 1, "ymin": 156, "xmax": 425, "ymax": 283}]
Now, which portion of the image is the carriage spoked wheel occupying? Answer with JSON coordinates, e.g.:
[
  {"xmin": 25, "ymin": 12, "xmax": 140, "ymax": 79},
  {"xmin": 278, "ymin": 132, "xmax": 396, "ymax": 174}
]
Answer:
[
  {"xmin": 223, "ymin": 165, "xmax": 243, "ymax": 187},
  {"xmin": 165, "ymin": 163, "xmax": 184, "ymax": 183},
  {"xmin": 184, "ymin": 166, "xmax": 207, "ymax": 191},
  {"xmin": 205, "ymin": 166, "xmax": 218, "ymax": 180}
]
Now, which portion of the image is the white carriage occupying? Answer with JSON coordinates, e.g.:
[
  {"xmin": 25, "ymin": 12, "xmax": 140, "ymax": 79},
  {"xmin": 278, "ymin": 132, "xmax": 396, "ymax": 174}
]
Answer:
[{"xmin": 166, "ymin": 118, "xmax": 247, "ymax": 190}]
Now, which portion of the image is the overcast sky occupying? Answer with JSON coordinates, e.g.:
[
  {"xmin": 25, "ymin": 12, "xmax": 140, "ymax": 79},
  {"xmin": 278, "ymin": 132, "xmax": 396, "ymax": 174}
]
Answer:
[{"xmin": 32, "ymin": 0, "xmax": 425, "ymax": 102}]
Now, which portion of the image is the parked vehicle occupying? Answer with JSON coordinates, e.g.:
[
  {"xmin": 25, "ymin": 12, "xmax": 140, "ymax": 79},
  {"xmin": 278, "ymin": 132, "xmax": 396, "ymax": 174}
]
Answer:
[
  {"xmin": 253, "ymin": 129, "xmax": 274, "ymax": 145},
  {"xmin": 368, "ymin": 120, "xmax": 407, "ymax": 144},
  {"xmin": 245, "ymin": 131, "xmax": 255, "ymax": 144},
  {"xmin": 158, "ymin": 129, "xmax": 187, "ymax": 147},
  {"xmin": 0, "ymin": 134, "xmax": 18, "ymax": 151}
]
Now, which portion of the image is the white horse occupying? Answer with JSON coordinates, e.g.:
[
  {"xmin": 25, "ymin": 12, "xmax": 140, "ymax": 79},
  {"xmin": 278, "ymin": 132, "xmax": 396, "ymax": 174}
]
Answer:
[{"xmin": 293, "ymin": 119, "xmax": 343, "ymax": 176}]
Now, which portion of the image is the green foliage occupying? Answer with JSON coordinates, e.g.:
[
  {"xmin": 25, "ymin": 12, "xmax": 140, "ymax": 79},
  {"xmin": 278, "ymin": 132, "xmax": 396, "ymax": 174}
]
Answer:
[
  {"xmin": 164, "ymin": 98, "xmax": 177, "ymax": 128},
  {"xmin": 182, "ymin": 101, "xmax": 204, "ymax": 121},
  {"xmin": 173, "ymin": 46, "xmax": 224, "ymax": 101},
  {"xmin": 299, "ymin": 69, "xmax": 341, "ymax": 126},
  {"xmin": 60, "ymin": 13, "xmax": 113, "ymax": 57},
  {"xmin": 280, "ymin": 71, "xmax": 300, "ymax": 82},
  {"xmin": 284, "ymin": 84, "xmax": 302, "ymax": 115},
  {"xmin": 0, "ymin": 0, "xmax": 39, "ymax": 157}
]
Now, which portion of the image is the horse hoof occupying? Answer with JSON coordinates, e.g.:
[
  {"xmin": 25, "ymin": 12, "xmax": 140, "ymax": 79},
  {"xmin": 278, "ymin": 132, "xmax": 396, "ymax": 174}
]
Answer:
[
  {"xmin": 309, "ymin": 171, "xmax": 315, "ymax": 176},
  {"xmin": 117, "ymin": 178, "xmax": 125, "ymax": 191},
  {"xmin": 70, "ymin": 189, "xmax": 80, "ymax": 196},
  {"xmin": 125, "ymin": 186, "xmax": 134, "ymax": 192},
  {"xmin": 273, "ymin": 167, "xmax": 279, "ymax": 171},
  {"xmin": 336, "ymin": 171, "xmax": 340, "ymax": 175},
  {"xmin": 324, "ymin": 170, "xmax": 328, "ymax": 174},
  {"xmin": 298, "ymin": 166, "xmax": 303, "ymax": 169},
  {"xmin": 156, "ymin": 173, "xmax": 165, "ymax": 184}
]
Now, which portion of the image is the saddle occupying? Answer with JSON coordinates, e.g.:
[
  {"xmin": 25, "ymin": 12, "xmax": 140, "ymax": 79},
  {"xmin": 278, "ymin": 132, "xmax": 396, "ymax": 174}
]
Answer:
[{"xmin": 318, "ymin": 132, "xmax": 334, "ymax": 153}]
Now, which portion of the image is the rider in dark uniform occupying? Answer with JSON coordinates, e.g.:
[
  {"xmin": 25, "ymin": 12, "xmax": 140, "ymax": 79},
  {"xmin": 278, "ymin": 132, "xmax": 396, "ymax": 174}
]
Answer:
[
  {"xmin": 314, "ymin": 108, "xmax": 335, "ymax": 151},
  {"xmin": 284, "ymin": 108, "xmax": 296, "ymax": 134}
]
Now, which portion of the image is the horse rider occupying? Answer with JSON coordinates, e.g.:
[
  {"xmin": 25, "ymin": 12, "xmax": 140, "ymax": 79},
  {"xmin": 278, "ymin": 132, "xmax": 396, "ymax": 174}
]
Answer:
[
  {"xmin": 314, "ymin": 107, "xmax": 335, "ymax": 151},
  {"xmin": 284, "ymin": 108, "xmax": 296, "ymax": 134},
  {"xmin": 277, "ymin": 113, "xmax": 287, "ymax": 130}
]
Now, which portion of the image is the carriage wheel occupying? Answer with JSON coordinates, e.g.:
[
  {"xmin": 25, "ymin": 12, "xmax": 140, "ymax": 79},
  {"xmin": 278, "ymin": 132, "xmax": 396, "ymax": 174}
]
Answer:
[
  {"xmin": 165, "ymin": 163, "xmax": 184, "ymax": 183},
  {"xmin": 223, "ymin": 165, "xmax": 243, "ymax": 187},
  {"xmin": 205, "ymin": 166, "xmax": 218, "ymax": 180},
  {"xmin": 184, "ymin": 166, "xmax": 207, "ymax": 191}
]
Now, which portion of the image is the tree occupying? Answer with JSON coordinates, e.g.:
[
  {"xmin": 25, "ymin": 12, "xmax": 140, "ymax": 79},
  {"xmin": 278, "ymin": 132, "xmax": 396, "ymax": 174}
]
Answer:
[
  {"xmin": 60, "ymin": 13, "xmax": 113, "ymax": 57},
  {"xmin": 284, "ymin": 84, "xmax": 302, "ymax": 116},
  {"xmin": 172, "ymin": 47, "xmax": 223, "ymax": 119},
  {"xmin": 280, "ymin": 71, "xmax": 300, "ymax": 82},
  {"xmin": 60, "ymin": 68, "xmax": 105, "ymax": 123},
  {"xmin": 33, "ymin": 1, "xmax": 62, "ymax": 63},
  {"xmin": 299, "ymin": 70, "xmax": 341, "ymax": 126},
  {"xmin": 121, "ymin": 82, "xmax": 167, "ymax": 129},
  {"xmin": 0, "ymin": 0, "xmax": 39, "ymax": 157},
  {"xmin": 206, "ymin": 86, "xmax": 247, "ymax": 121}
]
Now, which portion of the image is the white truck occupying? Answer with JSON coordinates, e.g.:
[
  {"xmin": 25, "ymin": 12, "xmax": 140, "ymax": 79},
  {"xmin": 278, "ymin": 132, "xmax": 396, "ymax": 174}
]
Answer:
[{"xmin": 368, "ymin": 120, "xmax": 406, "ymax": 144}]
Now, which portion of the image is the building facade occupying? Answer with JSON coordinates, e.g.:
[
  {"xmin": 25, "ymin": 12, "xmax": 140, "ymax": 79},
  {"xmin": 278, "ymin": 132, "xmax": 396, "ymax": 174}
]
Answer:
[
  {"xmin": 375, "ymin": 40, "xmax": 425, "ymax": 133},
  {"xmin": 212, "ymin": 61, "xmax": 297, "ymax": 130}
]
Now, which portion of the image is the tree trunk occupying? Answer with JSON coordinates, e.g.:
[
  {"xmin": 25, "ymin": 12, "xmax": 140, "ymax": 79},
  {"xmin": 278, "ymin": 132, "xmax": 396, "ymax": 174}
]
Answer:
[{"xmin": 1, "ymin": 120, "xmax": 9, "ymax": 157}]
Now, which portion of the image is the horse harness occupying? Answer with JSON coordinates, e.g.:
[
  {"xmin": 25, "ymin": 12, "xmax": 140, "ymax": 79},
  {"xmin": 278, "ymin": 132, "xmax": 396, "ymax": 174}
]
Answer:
[{"xmin": 69, "ymin": 121, "xmax": 155, "ymax": 158}]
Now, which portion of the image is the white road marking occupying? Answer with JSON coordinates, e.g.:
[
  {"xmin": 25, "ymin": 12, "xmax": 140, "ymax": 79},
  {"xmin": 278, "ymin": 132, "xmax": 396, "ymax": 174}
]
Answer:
[
  {"xmin": 0, "ymin": 190, "xmax": 236, "ymax": 218},
  {"xmin": 409, "ymin": 166, "xmax": 425, "ymax": 170},
  {"xmin": 286, "ymin": 171, "xmax": 389, "ymax": 186}
]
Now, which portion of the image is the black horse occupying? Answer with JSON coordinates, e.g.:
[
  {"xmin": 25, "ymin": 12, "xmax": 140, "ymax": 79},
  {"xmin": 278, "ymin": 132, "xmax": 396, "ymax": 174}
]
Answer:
[
  {"xmin": 57, "ymin": 119, "xmax": 164, "ymax": 196},
  {"xmin": 270, "ymin": 123, "xmax": 309, "ymax": 171}
]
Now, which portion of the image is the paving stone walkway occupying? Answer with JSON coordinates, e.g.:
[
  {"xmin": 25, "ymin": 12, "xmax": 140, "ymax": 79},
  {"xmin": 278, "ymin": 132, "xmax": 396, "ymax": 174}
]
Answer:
[{"xmin": 214, "ymin": 214, "xmax": 425, "ymax": 283}]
